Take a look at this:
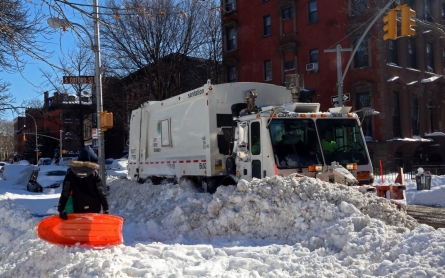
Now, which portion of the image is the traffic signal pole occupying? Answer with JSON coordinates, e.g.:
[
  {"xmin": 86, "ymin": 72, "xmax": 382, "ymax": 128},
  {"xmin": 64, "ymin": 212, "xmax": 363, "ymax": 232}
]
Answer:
[{"xmin": 324, "ymin": 0, "xmax": 396, "ymax": 107}]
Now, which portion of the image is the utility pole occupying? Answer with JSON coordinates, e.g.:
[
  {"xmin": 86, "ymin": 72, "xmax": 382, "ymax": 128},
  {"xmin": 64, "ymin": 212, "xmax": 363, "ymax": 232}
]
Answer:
[{"xmin": 324, "ymin": 45, "xmax": 352, "ymax": 107}]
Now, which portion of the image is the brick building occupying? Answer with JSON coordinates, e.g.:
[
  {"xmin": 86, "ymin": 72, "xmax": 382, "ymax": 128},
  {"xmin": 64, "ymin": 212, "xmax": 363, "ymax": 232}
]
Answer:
[
  {"xmin": 13, "ymin": 91, "xmax": 95, "ymax": 163},
  {"xmin": 221, "ymin": 0, "xmax": 445, "ymax": 170}
]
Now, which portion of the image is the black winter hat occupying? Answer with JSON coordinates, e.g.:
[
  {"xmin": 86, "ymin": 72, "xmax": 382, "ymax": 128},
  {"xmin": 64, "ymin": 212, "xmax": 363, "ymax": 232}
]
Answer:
[{"xmin": 77, "ymin": 146, "xmax": 99, "ymax": 163}]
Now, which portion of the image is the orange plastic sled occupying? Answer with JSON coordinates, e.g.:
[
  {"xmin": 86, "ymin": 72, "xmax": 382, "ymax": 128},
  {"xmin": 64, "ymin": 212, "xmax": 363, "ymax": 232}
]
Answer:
[{"xmin": 37, "ymin": 213, "xmax": 124, "ymax": 247}]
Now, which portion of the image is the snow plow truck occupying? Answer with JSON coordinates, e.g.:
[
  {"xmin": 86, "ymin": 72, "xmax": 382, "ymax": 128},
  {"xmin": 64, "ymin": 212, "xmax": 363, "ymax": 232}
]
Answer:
[{"xmin": 128, "ymin": 79, "xmax": 405, "ymax": 205}]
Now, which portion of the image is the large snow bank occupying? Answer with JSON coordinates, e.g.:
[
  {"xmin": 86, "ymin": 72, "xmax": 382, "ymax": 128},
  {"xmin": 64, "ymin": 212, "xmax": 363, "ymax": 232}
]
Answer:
[{"xmin": 111, "ymin": 175, "xmax": 418, "ymax": 247}]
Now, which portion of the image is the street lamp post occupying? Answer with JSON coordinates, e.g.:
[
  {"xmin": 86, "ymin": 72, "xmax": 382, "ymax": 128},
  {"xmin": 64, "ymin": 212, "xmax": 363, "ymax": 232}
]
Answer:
[
  {"xmin": 47, "ymin": 10, "xmax": 106, "ymax": 185},
  {"xmin": 25, "ymin": 114, "xmax": 38, "ymax": 165}
]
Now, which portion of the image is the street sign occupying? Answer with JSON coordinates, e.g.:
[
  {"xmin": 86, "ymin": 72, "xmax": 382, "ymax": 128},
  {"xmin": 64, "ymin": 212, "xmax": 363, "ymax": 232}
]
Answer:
[
  {"xmin": 63, "ymin": 76, "xmax": 95, "ymax": 84},
  {"xmin": 331, "ymin": 93, "xmax": 350, "ymax": 104}
]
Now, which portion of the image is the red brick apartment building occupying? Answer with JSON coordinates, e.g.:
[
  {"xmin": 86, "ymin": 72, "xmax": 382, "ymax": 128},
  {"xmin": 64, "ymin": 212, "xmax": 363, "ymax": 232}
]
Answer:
[{"xmin": 221, "ymin": 0, "xmax": 445, "ymax": 170}]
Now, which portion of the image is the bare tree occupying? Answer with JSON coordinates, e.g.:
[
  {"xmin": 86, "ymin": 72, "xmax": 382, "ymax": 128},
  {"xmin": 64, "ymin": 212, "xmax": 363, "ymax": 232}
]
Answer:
[
  {"xmin": 100, "ymin": 0, "xmax": 221, "ymax": 100},
  {"xmin": 40, "ymin": 45, "xmax": 95, "ymax": 150},
  {"xmin": 0, "ymin": 120, "xmax": 14, "ymax": 161},
  {"xmin": 0, "ymin": 0, "xmax": 52, "ymax": 72}
]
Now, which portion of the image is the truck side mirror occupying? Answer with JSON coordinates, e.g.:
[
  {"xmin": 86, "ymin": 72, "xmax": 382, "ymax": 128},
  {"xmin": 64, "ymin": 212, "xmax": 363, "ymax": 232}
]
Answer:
[{"xmin": 238, "ymin": 123, "xmax": 249, "ymax": 147}]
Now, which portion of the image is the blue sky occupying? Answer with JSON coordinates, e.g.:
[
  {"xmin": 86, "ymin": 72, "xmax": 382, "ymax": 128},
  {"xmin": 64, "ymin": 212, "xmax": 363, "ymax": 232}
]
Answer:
[{"xmin": 0, "ymin": 1, "xmax": 89, "ymax": 121}]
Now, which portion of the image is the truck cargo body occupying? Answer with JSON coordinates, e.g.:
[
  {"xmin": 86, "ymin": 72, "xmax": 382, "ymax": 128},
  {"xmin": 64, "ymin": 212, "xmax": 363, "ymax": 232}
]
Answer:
[{"xmin": 128, "ymin": 81, "xmax": 374, "ymax": 189}]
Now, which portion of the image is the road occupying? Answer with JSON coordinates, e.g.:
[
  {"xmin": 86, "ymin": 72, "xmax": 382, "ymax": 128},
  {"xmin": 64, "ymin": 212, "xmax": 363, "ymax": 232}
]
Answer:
[{"xmin": 407, "ymin": 205, "xmax": 445, "ymax": 229}]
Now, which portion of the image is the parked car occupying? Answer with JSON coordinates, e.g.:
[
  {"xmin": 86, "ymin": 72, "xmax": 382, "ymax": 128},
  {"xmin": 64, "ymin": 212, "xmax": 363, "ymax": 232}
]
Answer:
[
  {"xmin": 52, "ymin": 157, "xmax": 75, "ymax": 166},
  {"xmin": 107, "ymin": 154, "xmax": 128, "ymax": 177},
  {"xmin": 13, "ymin": 160, "xmax": 30, "ymax": 165},
  {"xmin": 0, "ymin": 161, "xmax": 9, "ymax": 172},
  {"xmin": 59, "ymin": 157, "xmax": 75, "ymax": 167},
  {"xmin": 38, "ymin": 158, "xmax": 52, "ymax": 166},
  {"xmin": 105, "ymin": 158, "xmax": 115, "ymax": 170}
]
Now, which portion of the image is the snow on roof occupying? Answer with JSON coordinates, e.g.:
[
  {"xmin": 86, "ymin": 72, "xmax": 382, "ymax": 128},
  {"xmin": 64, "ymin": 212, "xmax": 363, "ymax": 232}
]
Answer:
[
  {"xmin": 425, "ymin": 132, "xmax": 445, "ymax": 137},
  {"xmin": 421, "ymin": 75, "xmax": 442, "ymax": 83},
  {"xmin": 386, "ymin": 137, "xmax": 432, "ymax": 142},
  {"xmin": 387, "ymin": 76, "xmax": 399, "ymax": 82}
]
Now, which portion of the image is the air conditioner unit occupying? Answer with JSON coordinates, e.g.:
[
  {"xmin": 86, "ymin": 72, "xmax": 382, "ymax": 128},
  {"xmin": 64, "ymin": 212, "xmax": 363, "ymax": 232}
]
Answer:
[{"xmin": 306, "ymin": 63, "xmax": 319, "ymax": 72}]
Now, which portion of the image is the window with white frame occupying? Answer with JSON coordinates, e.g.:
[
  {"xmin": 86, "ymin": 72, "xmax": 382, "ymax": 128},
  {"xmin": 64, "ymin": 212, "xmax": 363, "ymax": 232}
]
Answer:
[
  {"xmin": 226, "ymin": 26, "xmax": 236, "ymax": 51},
  {"xmin": 228, "ymin": 66, "xmax": 237, "ymax": 82},
  {"xmin": 264, "ymin": 60, "xmax": 272, "ymax": 81},
  {"xmin": 309, "ymin": 49, "xmax": 318, "ymax": 63},
  {"xmin": 389, "ymin": 40, "xmax": 398, "ymax": 65},
  {"xmin": 426, "ymin": 43, "xmax": 433, "ymax": 72},
  {"xmin": 351, "ymin": 0, "xmax": 368, "ymax": 16},
  {"xmin": 263, "ymin": 15, "xmax": 271, "ymax": 36},
  {"xmin": 308, "ymin": 1, "xmax": 318, "ymax": 23},
  {"xmin": 354, "ymin": 36, "xmax": 369, "ymax": 68},
  {"xmin": 284, "ymin": 60, "xmax": 295, "ymax": 71},
  {"xmin": 282, "ymin": 7, "xmax": 293, "ymax": 19},
  {"xmin": 408, "ymin": 38, "xmax": 417, "ymax": 69},
  {"xmin": 225, "ymin": 0, "xmax": 235, "ymax": 12}
]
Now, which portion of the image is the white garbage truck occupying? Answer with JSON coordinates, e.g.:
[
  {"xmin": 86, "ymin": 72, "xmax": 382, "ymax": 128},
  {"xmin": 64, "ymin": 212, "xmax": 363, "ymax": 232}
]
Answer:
[{"xmin": 128, "ymin": 79, "xmax": 376, "ymax": 193}]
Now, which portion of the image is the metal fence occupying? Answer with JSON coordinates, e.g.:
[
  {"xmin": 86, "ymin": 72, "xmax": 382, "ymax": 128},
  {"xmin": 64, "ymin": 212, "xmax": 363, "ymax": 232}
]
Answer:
[{"xmin": 373, "ymin": 164, "xmax": 445, "ymax": 184}]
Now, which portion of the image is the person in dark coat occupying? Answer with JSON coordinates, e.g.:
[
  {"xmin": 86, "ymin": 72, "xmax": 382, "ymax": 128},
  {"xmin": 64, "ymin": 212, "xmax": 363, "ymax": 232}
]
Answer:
[{"xmin": 57, "ymin": 145, "xmax": 109, "ymax": 219}]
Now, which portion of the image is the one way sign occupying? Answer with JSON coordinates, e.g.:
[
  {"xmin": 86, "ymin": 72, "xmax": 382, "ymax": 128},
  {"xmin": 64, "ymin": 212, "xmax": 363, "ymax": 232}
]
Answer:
[{"xmin": 331, "ymin": 93, "xmax": 350, "ymax": 104}]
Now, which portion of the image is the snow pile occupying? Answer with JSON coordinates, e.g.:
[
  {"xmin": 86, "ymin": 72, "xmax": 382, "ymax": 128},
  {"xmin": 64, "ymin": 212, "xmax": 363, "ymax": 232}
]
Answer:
[{"xmin": 111, "ymin": 175, "xmax": 418, "ymax": 246}]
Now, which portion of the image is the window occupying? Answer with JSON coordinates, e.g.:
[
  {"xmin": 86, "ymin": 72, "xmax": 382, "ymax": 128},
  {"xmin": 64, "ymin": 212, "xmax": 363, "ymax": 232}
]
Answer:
[
  {"xmin": 226, "ymin": 26, "xmax": 236, "ymax": 51},
  {"xmin": 442, "ymin": 3, "xmax": 445, "ymax": 21},
  {"xmin": 392, "ymin": 91, "xmax": 401, "ymax": 138},
  {"xmin": 284, "ymin": 60, "xmax": 295, "ymax": 71},
  {"xmin": 251, "ymin": 122, "xmax": 261, "ymax": 155},
  {"xmin": 354, "ymin": 36, "xmax": 369, "ymax": 68},
  {"xmin": 425, "ymin": 0, "xmax": 432, "ymax": 21},
  {"xmin": 264, "ymin": 60, "xmax": 272, "ymax": 81},
  {"xmin": 228, "ymin": 66, "xmax": 237, "ymax": 82},
  {"xmin": 263, "ymin": 15, "xmax": 271, "ymax": 36},
  {"xmin": 309, "ymin": 49, "xmax": 318, "ymax": 63},
  {"xmin": 351, "ymin": 0, "xmax": 368, "ymax": 16},
  {"xmin": 408, "ymin": 38, "xmax": 417, "ymax": 69},
  {"xmin": 411, "ymin": 95, "xmax": 419, "ymax": 136},
  {"xmin": 389, "ymin": 40, "xmax": 398, "ymax": 65},
  {"xmin": 355, "ymin": 92, "xmax": 372, "ymax": 138},
  {"xmin": 426, "ymin": 43, "xmax": 433, "ymax": 72},
  {"xmin": 308, "ymin": 1, "xmax": 318, "ymax": 23},
  {"xmin": 225, "ymin": 0, "xmax": 235, "ymax": 12},
  {"xmin": 282, "ymin": 7, "xmax": 293, "ymax": 19}
]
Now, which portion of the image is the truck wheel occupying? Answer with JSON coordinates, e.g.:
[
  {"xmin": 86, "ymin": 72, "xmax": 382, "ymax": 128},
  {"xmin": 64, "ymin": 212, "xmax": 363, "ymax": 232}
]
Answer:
[
  {"xmin": 219, "ymin": 176, "xmax": 237, "ymax": 187},
  {"xmin": 137, "ymin": 177, "xmax": 149, "ymax": 184}
]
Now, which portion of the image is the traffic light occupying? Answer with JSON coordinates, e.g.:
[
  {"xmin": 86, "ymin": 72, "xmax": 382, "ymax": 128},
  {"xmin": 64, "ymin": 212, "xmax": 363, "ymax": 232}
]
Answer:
[
  {"xmin": 100, "ymin": 111, "xmax": 113, "ymax": 131},
  {"xmin": 383, "ymin": 9, "xmax": 397, "ymax": 40},
  {"xmin": 401, "ymin": 5, "xmax": 416, "ymax": 37}
]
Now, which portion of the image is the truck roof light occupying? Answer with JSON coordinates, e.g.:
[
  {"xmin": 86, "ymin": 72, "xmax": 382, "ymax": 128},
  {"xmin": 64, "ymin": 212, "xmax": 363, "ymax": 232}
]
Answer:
[
  {"xmin": 256, "ymin": 114, "xmax": 261, "ymax": 118},
  {"xmin": 348, "ymin": 113, "xmax": 353, "ymax": 118},
  {"xmin": 300, "ymin": 114, "xmax": 307, "ymax": 118},
  {"xmin": 308, "ymin": 165, "xmax": 322, "ymax": 172},
  {"xmin": 310, "ymin": 114, "xmax": 316, "ymax": 118},
  {"xmin": 321, "ymin": 114, "xmax": 327, "ymax": 118}
]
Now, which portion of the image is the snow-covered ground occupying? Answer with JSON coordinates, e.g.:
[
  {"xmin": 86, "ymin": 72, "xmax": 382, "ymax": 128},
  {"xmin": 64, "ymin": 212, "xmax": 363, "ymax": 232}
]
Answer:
[{"xmin": 0, "ymin": 165, "xmax": 444, "ymax": 277}]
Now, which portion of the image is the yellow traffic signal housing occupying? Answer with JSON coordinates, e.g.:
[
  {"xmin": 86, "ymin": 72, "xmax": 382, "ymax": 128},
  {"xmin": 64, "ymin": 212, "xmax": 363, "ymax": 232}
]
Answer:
[
  {"xmin": 383, "ymin": 9, "xmax": 397, "ymax": 40},
  {"xmin": 401, "ymin": 5, "xmax": 416, "ymax": 37},
  {"xmin": 100, "ymin": 111, "xmax": 113, "ymax": 131}
]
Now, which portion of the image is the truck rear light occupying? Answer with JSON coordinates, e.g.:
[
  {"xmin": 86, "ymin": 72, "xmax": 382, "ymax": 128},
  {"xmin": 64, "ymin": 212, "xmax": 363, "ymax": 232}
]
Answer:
[{"xmin": 346, "ymin": 163, "xmax": 357, "ymax": 170}]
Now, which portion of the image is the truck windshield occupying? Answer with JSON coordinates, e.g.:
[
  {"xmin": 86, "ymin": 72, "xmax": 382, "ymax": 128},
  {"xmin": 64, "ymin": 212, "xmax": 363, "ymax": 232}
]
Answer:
[
  {"xmin": 269, "ymin": 118, "xmax": 369, "ymax": 169},
  {"xmin": 269, "ymin": 119, "xmax": 320, "ymax": 169},
  {"xmin": 316, "ymin": 118, "xmax": 369, "ymax": 166}
]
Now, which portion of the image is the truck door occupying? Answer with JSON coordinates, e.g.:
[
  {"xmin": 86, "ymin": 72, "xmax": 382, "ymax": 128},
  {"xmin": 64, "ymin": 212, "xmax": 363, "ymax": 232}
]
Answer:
[
  {"xmin": 128, "ymin": 108, "xmax": 142, "ymax": 181},
  {"xmin": 250, "ymin": 121, "xmax": 262, "ymax": 179}
]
